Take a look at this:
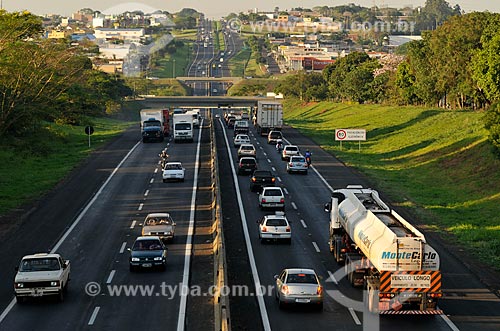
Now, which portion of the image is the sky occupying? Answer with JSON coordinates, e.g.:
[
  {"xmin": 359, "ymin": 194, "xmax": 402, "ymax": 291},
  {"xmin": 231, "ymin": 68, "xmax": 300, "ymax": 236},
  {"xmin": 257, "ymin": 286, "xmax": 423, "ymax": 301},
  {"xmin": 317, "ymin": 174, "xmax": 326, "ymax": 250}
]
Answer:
[{"xmin": 3, "ymin": 1, "xmax": 499, "ymax": 18}]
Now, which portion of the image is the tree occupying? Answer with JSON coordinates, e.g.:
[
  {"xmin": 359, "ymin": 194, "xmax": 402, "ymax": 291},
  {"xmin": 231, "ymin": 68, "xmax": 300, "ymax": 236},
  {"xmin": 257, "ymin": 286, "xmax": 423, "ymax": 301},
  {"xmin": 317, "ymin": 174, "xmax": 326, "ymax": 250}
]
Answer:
[{"xmin": 483, "ymin": 103, "xmax": 500, "ymax": 155}]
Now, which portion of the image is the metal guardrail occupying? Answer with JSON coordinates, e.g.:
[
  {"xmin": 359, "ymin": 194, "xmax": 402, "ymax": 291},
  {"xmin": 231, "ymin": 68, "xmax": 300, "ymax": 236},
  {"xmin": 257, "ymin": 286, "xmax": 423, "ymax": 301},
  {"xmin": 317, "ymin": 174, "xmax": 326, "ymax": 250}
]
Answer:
[{"xmin": 210, "ymin": 112, "xmax": 231, "ymax": 331}]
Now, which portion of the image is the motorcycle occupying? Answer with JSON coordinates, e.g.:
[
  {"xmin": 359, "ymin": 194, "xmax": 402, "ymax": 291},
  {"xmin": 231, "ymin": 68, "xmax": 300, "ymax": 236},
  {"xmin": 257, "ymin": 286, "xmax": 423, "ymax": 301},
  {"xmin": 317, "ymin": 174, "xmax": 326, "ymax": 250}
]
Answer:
[{"xmin": 305, "ymin": 155, "xmax": 312, "ymax": 166}]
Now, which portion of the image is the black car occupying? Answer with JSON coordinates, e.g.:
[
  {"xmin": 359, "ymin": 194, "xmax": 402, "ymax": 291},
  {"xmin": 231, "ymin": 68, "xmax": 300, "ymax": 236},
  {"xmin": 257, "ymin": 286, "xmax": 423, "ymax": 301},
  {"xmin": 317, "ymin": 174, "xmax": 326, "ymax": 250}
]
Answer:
[
  {"xmin": 129, "ymin": 236, "xmax": 168, "ymax": 271},
  {"xmin": 238, "ymin": 157, "xmax": 257, "ymax": 175},
  {"xmin": 250, "ymin": 170, "xmax": 276, "ymax": 191}
]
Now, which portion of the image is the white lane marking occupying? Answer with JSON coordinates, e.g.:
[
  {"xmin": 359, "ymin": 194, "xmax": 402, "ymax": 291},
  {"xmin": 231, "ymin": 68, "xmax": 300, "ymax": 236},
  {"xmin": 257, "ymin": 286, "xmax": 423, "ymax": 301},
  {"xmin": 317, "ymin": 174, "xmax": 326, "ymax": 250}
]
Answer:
[
  {"xmin": 150, "ymin": 178, "xmax": 154, "ymax": 184},
  {"xmin": 277, "ymin": 177, "xmax": 282, "ymax": 183},
  {"xmin": 263, "ymin": 152, "xmax": 267, "ymax": 156},
  {"xmin": 119, "ymin": 242, "xmax": 127, "ymax": 254},
  {"xmin": 0, "ymin": 141, "xmax": 141, "ymax": 323},
  {"xmin": 300, "ymin": 219, "xmax": 307, "ymax": 228},
  {"xmin": 327, "ymin": 270, "xmax": 338, "ymax": 285},
  {"xmin": 144, "ymin": 190, "xmax": 149, "ymax": 197},
  {"xmin": 88, "ymin": 306, "xmax": 100, "ymax": 326},
  {"xmin": 259, "ymin": 146, "xmax": 263, "ymax": 150},
  {"xmin": 177, "ymin": 119, "xmax": 204, "ymax": 331},
  {"xmin": 440, "ymin": 313, "xmax": 461, "ymax": 331},
  {"xmin": 130, "ymin": 220, "xmax": 136, "ymax": 229},
  {"xmin": 312, "ymin": 241, "xmax": 321, "ymax": 253},
  {"xmin": 348, "ymin": 307, "xmax": 361, "ymax": 325},
  {"xmin": 138, "ymin": 203, "xmax": 144, "ymax": 211},
  {"xmin": 154, "ymin": 168, "xmax": 158, "ymax": 174},
  {"xmin": 283, "ymin": 187, "xmax": 288, "ymax": 194},
  {"xmin": 220, "ymin": 119, "xmax": 271, "ymax": 330},
  {"xmin": 106, "ymin": 270, "xmax": 116, "ymax": 284},
  {"xmin": 272, "ymin": 167, "xmax": 276, "ymax": 172},
  {"xmin": 291, "ymin": 202, "xmax": 298, "ymax": 210},
  {"xmin": 158, "ymin": 160, "xmax": 161, "ymax": 165},
  {"xmin": 267, "ymin": 159, "xmax": 271, "ymax": 163},
  {"xmin": 256, "ymin": 141, "xmax": 260, "ymax": 145}
]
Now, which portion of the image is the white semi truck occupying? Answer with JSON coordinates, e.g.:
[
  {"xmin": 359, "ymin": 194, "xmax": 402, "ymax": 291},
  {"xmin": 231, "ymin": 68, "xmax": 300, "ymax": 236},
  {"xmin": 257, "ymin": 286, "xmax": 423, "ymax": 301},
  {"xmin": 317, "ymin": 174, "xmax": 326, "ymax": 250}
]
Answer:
[
  {"xmin": 325, "ymin": 185, "xmax": 442, "ymax": 314},
  {"xmin": 254, "ymin": 100, "xmax": 283, "ymax": 136},
  {"xmin": 173, "ymin": 113, "xmax": 193, "ymax": 143}
]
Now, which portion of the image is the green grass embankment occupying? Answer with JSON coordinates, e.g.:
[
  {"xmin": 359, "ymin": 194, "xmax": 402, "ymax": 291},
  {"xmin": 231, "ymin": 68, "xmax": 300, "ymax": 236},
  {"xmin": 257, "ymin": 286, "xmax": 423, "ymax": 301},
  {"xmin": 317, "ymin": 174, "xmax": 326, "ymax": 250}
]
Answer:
[
  {"xmin": 0, "ymin": 103, "xmax": 140, "ymax": 215},
  {"xmin": 284, "ymin": 100, "xmax": 500, "ymax": 270}
]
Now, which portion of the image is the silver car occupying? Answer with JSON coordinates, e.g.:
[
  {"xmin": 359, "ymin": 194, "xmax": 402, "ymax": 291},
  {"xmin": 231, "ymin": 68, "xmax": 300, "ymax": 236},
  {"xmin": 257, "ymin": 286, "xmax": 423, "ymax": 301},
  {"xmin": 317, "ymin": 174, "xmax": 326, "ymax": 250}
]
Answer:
[
  {"xmin": 257, "ymin": 211, "xmax": 291, "ymax": 244},
  {"xmin": 237, "ymin": 143, "xmax": 256, "ymax": 159},
  {"xmin": 275, "ymin": 268, "xmax": 323, "ymax": 310},
  {"xmin": 286, "ymin": 155, "xmax": 308, "ymax": 174},
  {"xmin": 234, "ymin": 134, "xmax": 251, "ymax": 147}
]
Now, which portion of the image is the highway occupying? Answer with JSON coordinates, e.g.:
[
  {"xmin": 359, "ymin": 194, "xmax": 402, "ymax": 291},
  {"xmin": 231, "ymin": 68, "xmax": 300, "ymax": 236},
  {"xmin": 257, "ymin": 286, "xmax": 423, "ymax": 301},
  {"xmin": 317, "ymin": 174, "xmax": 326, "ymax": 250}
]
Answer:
[
  {"xmin": 212, "ymin": 110, "xmax": 500, "ymax": 331},
  {"xmin": 0, "ymin": 17, "xmax": 499, "ymax": 331}
]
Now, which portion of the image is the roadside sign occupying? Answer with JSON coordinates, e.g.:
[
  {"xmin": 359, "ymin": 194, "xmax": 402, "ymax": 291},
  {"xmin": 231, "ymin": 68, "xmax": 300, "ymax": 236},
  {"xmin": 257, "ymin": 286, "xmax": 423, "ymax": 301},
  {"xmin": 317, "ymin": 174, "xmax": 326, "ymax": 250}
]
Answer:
[
  {"xmin": 335, "ymin": 129, "xmax": 366, "ymax": 152},
  {"xmin": 85, "ymin": 126, "xmax": 94, "ymax": 135},
  {"xmin": 335, "ymin": 129, "xmax": 366, "ymax": 141},
  {"xmin": 85, "ymin": 126, "xmax": 94, "ymax": 148}
]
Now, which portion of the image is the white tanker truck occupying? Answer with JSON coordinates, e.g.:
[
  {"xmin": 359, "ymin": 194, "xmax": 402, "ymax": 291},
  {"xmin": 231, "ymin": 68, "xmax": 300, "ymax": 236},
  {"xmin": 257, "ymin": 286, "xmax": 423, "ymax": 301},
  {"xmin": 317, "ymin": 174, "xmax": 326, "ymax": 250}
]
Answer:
[{"xmin": 325, "ymin": 185, "xmax": 443, "ymax": 314}]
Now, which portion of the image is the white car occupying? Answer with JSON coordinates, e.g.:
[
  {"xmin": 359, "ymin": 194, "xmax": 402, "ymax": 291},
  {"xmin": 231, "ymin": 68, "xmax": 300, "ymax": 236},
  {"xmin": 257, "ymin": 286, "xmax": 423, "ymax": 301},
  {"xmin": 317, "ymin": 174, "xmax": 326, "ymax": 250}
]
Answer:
[
  {"xmin": 14, "ymin": 253, "xmax": 70, "ymax": 303},
  {"xmin": 281, "ymin": 145, "xmax": 300, "ymax": 160},
  {"xmin": 286, "ymin": 155, "xmax": 308, "ymax": 174},
  {"xmin": 258, "ymin": 187, "xmax": 285, "ymax": 210},
  {"xmin": 257, "ymin": 211, "xmax": 291, "ymax": 244},
  {"xmin": 234, "ymin": 134, "xmax": 251, "ymax": 147},
  {"xmin": 142, "ymin": 213, "xmax": 176, "ymax": 242},
  {"xmin": 162, "ymin": 162, "xmax": 185, "ymax": 182}
]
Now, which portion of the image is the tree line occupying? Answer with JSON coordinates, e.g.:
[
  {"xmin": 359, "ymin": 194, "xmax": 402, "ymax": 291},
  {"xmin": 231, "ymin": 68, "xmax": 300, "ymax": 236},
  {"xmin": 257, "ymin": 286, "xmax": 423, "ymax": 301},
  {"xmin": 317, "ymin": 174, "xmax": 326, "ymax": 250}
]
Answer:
[
  {"xmin": 274, "ymin": 11, "xmax": 500, "ymax": 155},
  {"xmin": 0, "ymin": 10, "xmax": 132, "ymax": 138}
]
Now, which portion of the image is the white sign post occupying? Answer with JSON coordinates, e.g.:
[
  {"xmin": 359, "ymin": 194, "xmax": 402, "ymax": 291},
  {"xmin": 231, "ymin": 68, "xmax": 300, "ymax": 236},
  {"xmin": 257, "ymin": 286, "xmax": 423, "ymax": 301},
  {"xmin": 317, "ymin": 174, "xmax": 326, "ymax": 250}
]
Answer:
[{"xmin": 335, "ymin": 129, "xmax": 366, "ymax": 152}]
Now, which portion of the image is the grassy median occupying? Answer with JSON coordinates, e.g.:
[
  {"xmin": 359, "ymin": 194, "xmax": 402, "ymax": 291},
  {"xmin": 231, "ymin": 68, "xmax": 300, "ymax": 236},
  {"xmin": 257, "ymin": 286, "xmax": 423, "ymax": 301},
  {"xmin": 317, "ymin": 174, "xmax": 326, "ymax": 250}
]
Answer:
[
  {"xmin": 0, "ymin": 110, "xmax": 138, "ymax": 215},
  {"xmin": 284, "ymin": 100, "xmax": 500, "ymax": 270}
]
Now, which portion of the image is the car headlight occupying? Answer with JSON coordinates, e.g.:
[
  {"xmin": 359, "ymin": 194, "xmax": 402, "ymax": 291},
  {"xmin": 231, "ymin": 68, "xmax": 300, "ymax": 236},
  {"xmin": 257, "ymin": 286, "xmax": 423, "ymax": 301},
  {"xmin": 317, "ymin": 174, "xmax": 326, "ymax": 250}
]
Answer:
[
  {"xmin": 51, "ymin": 281, "xmax": 60, "ymax": 287},
  {"xmin": 131, "ymin": 257, "xmax": 140, "ymax": 262},
  {"xmin": 154, "ymin": 257, "xmax": 163, "ymax": 261},
  {"xmin": 15, "ymin": 283, "xmax": 24, "ymax": 288}
]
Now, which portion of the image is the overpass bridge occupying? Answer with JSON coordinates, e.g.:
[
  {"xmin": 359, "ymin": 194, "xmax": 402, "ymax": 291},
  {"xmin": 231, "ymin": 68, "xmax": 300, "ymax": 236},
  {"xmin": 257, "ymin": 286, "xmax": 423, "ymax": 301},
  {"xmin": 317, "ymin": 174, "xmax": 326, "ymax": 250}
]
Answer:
[
  {"xmin": 139, "ymin": 96, "xmax": 277, "ymax": 108},
  {"xmin": 175, "ymin": 77, "xmax": 243, "ymax": 83}
]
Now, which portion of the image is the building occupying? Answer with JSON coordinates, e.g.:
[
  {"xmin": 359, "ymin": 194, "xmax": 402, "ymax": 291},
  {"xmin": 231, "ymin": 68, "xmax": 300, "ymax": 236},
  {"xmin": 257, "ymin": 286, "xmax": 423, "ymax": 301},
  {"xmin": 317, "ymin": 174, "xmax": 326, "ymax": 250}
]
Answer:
[{"xmin": 93, "ymin": 28, "xmax": 145, "ymax": 42}]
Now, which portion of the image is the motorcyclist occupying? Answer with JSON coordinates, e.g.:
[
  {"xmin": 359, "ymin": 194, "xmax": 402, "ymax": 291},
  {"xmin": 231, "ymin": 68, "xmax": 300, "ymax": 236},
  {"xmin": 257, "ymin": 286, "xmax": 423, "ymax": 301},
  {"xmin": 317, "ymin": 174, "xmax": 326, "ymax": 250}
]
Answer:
[
  {"xmin": 275, "ymin": 139, "xmax": 283, "ymax": 152},
  {"xmin": 304, "ymin": 150, "xmax": 312, "ymax": 165},
  {"xmin": 159, "ymin": 148, "xmax": 169, "ymax": 168}
]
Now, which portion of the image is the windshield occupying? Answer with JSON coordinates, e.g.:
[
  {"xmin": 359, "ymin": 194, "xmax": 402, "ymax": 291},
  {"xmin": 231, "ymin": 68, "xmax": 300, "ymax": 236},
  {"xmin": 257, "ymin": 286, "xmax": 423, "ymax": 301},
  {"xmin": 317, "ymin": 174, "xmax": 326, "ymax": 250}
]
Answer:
[
  {"xmin": 144, "ymin": 121, "xmax": 161, "ymax": 128},
  {"xmin": 133, "ymin": 240, "xmax": 164, "ymax": 251},
  {"xmin": 165, "ymin": 164, "xmax": 182, "ymax": 170},
  {"xmin": 175, "ymin": 123, "xmax": 191, "ymax": 130},
  {"xmin": 145, "ymin": 216, "xmax": 173, "ymax": 226},
  {"xmin": 19, "ymin": 258, "xmax": 60, "ymax": 272}
]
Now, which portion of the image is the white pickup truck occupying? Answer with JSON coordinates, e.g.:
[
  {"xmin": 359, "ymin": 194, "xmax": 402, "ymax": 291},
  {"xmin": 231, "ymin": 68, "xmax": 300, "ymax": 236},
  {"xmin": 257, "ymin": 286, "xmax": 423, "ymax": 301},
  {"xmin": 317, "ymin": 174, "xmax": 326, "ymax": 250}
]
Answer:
[{"xmin": 14, "ymin": 253, "xmax": 70, "ymax": 303}]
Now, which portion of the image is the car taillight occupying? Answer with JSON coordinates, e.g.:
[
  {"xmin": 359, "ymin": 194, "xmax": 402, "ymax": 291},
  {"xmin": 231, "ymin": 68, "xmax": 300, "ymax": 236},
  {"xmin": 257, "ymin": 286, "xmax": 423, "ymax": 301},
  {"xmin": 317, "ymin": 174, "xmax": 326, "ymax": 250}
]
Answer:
[
  {"xmin": 282, "ymin": 285, "xmax": 289, "ymax": 295},
  {"xmin": 429, "ymin": 293, "xmax": 443, "ymax": 298},
  {"xmin": 317, "ymin": 286, "xmax": 323, "ymax": 295},
  {"xmin": 280, "ymin": 198, "xmax": 284, "ymax": 203},
  {"xmin": 286, "ymin": 226, "xmax": 291, "ymax": 232},
  {"xmin": 261, "ymin": 198, "xmax": 266, "ymax": 203},
  {"xmin": 288, "ymin": 162, "xmax": 292, "ymax": 166},
  {"xmin": 262, "ymin": 226, "xmax": 267, "ymax": 232},
  {"xmin": 271, "ymin": 178, "xmax": 275, "ymax": 182},
  {"xmin": 251, "ymin": 177, "xmax": 256, "ymax": 182}
]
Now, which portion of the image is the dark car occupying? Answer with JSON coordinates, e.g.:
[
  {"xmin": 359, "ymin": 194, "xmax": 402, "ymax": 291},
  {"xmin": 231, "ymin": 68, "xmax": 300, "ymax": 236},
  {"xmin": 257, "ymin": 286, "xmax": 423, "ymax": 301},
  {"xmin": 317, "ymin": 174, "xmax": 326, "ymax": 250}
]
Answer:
[
  {"xmin": 129, "ymin": 236, "xmax": 168, "ymax": 271},
  {"xmin": 238, "ymin": 157, "xmax": 257, "ymax": 175},
  {"xmin": 250, "ymin": 170, "xmax": 276, "ymax": 192}
]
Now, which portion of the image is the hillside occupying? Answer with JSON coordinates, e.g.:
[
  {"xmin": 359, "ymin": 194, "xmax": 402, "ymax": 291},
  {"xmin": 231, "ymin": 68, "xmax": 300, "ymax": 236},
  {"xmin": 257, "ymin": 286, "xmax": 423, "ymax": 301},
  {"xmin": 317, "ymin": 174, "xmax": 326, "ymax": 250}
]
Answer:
[{"xmin": 284, "ymin": 100, "xmax": 500, "ymax": 270}]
